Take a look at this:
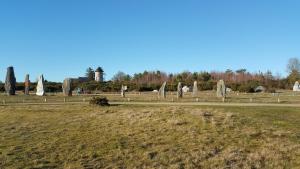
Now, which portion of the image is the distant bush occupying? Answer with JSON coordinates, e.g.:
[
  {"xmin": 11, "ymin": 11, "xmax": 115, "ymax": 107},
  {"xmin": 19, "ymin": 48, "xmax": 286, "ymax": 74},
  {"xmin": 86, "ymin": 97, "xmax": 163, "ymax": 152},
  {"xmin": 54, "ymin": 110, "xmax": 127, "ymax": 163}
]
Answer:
[
  {"xmin": 89, "ymin": 97, "xmax": 110, "ymax": 106},
  {"xmin": 138, "ymin": 86, "xmax": 154, "ymax": 91},
  {"xmin": 238, "ymin": 81, "xmax": 260, "ymax": 93},
  {"xmin": 226, "ymin": 83, "xmax": 240, "ymax": 92},
  {"xmin": 266, "ymin": 88, "xmax": 276, "ymax": 93},
  {"xmin": 0, "ymin": 83, "xmax": 4, "ymax": 92},
  {"xmin": 198, "ymin": 81, "xmax": 214, "ymax": 91},
  {"xmin": 42, "ymin": 82, "xmax": 63, "ymax": 93},
  {"xmin": 137, "ymin": 84, "xmax": 162, "ymax": 92},
  {"xmin": 238, "ymin": 84, "xmax": 255, "ymax": 93}
]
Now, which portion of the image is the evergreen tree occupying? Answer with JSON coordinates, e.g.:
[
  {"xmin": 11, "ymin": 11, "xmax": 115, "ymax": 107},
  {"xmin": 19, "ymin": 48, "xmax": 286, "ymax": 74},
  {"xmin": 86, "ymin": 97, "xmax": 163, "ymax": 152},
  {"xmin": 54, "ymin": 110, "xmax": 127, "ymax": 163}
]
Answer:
[{"xmin": 85, "ymin": 67, "xmax": 95, "ymax": 81}]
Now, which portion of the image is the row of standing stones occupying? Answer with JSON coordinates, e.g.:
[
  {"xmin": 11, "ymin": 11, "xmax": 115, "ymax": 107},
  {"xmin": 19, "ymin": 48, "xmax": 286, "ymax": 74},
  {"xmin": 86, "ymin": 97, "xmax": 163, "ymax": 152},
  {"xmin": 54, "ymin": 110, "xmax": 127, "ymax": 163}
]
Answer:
[
  {"xmin": 4, "ymin": 66, "xmax": 299, "ymax": 99},
  {"xmin": 157, "ymin": 80, "xmax": 226, "ymax": 99},
  {"xmin": 3, "ymin": 66, "xmax": 72, "ymax": 96},
  {"xmin": 3, "ymin": 66, "xmax": 226, "ymax": 98}
]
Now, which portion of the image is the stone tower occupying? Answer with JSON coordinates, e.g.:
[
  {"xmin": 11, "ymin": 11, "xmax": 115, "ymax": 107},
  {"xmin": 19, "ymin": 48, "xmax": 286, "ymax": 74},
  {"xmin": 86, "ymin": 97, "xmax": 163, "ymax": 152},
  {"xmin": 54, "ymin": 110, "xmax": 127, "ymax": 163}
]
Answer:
[{"xmin": 95, "ymin": 67, "xmax": 104, "ymax": 82}]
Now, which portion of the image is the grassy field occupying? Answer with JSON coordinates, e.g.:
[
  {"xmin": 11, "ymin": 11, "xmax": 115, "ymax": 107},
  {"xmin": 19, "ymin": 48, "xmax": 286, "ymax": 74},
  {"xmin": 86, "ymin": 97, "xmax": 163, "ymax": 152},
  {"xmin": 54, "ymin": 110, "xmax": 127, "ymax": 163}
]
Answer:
[{"xmin": 1, "ymin": 103, "xmax": 300, "ymax": 168}]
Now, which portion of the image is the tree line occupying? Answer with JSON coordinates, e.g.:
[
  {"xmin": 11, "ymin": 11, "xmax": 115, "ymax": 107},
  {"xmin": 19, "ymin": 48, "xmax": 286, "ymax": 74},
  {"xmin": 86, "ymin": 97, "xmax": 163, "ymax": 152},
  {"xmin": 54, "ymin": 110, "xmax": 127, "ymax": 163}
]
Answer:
[
  {"xmin": 105, "ymin": 57, "xmax": 300, "ymax": 93},
  {"xmin": 1, "ymin": 58, "xmax": 299, "ymax": 93}
]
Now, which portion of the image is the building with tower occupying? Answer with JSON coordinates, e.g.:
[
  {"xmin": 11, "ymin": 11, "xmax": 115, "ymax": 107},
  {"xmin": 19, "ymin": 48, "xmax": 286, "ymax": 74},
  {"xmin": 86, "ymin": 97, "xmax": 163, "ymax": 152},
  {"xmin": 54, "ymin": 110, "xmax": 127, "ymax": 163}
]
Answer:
[{"xmin": 95, "ymin": 67, "xmax": 104, "ymax": 82}]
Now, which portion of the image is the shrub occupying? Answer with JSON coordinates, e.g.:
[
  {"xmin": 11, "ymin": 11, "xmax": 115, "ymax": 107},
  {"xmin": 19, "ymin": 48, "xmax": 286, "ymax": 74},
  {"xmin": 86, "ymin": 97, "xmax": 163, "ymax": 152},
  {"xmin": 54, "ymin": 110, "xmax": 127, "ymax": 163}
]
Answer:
[
  {"xmin": 198, "ymin": 81, "xmax": 214, "ymax": 91},
  {"xmin": 227, "ymin": 83, "xmax": 241, "ymax": 91},
  {"xmin": 0, "ymin": 83, "xmax": 4, "ymax": 92},
  {"xmin": 138, "ymin": 86, "xmax": 154, "ymax": 92},
  {"xmin": 238, "ymin": 81, "xmax": 259, "ymax": 93},
  {"xmin": 266, "ymin": 88, "xmax": 276, "ymax": 93},
  {"xmin": 89, "ymin": 97, "xmax": 110, "ymax": 106}
]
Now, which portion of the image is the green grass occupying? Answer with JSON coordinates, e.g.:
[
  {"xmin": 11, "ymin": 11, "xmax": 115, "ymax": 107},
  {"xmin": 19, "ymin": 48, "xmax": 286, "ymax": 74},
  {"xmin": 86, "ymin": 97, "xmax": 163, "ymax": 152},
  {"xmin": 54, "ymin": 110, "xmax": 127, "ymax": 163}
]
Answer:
[{"xmin": 1, "ymin": 104, "xmax": 300, "ymax": 168}]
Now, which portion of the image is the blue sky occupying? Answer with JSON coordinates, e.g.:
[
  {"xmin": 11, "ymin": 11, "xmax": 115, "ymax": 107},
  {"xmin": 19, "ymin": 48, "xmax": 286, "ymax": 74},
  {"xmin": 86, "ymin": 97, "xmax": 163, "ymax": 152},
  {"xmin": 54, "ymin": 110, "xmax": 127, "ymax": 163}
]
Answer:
[{"xmin": 0, "ymin": 0, "xmax": 299, "ymax": 82}]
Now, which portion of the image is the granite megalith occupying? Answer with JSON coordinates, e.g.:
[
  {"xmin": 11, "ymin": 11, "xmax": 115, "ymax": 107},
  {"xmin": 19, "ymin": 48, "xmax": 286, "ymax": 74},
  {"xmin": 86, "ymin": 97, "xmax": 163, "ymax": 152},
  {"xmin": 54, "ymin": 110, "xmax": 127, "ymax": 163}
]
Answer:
[
  {"xmin": 24, "ymin": 74, "xmax": 30, "ymax": 95},
  {"xmin": 254, "ymin": 86, "xmax": 266, "ymax": 93},
  {"xmin": 217, "ymin": 80, "xmax": 226, "ymax": 98},
  {"xmin": 293, "ymin": 81, "xmax": 300, "ymax": 91},
  {"xmin": 62, "ymin": 78, "xmax": 72, "ymax": 96},
  {"xmin": 177, "ymin": 82, "xmax": 183, "ymax": 98},
  {"xmin": 121, "ymin": 85, "xmax": 127, "ymax": 98},
  {"xmin": 5, "ymin": 66, "xmax": 16, "ymax": 95},
  {"xmin": 192, "ymin": 81, "xmax": 198, "ymax": 97},
  {"xmin": 36, "ymin": 75, "xmax": 45, "ymax": 96},
  {"xmin": 158, "ymin": 82, "xmax": 167, "ymax": 99}
]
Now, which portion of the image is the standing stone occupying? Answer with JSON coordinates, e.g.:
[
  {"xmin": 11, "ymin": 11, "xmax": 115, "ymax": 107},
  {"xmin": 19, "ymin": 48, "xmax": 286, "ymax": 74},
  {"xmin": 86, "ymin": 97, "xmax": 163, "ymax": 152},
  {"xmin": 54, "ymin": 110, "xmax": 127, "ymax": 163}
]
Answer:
[
  {"xmin": 5, "ymin": 66, "xmax": 16, "ymax": 95},
  {"xmin": 254, "ymin": 86, "xmax": 266, "ymax": 93},
  {"xmin": 293, "ymin": 81, "xmax": 300, "ymax": 91},
  {"xmin": 62, "ymin": 78, "xmax": 72, "ymax": 96},
  {"xmin": 182, "ymin": 86, "xmax": 190, "ymax": 93},
  {"xmin": 24, "ymin": 74, "xmax": 30, "ymax": 95},
  {"xmin": 121, "ymin": 85, "xmax": 127, "ymax": 98},
  {"xmin": 177, "ymin": 82, "xmax": 183, "ymax": 98},
  {"xmin": 217, "ymin": 80, "xmax": 226, "ymax": 98},
  {"xmin": 192, "ymin": 81, "xmax": 198, "ymax": 97},
  {"xmin": 158, "ymin": 82, "xmax": 167, "ymax": 99},
  {"xmin": 76, "ymin": 88, "xmax": 83, "ymax": 95},
  {"xmin": 36, "ymin": 75, "xmax": 45, "ymax": 96}
]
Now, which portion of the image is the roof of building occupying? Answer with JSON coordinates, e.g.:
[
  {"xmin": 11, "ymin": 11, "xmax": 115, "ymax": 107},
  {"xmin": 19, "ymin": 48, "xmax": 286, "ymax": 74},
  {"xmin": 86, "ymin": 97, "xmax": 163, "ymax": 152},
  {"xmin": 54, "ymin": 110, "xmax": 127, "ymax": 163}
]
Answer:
[{"xmin": 95, "ymin": 67, "xmax": 104, "ymax": 72}]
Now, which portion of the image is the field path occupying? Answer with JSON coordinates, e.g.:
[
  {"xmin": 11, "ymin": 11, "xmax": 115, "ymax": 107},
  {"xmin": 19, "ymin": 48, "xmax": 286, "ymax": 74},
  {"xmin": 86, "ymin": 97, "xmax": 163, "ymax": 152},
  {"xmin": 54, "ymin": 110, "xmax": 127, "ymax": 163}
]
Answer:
[
  {"xmin": 1, "ymin": 101, "xmax": 300, "ymax": 107},
  {"xmin": 112, "ymin": 101, "xmax": 300, "ymax": 107}
]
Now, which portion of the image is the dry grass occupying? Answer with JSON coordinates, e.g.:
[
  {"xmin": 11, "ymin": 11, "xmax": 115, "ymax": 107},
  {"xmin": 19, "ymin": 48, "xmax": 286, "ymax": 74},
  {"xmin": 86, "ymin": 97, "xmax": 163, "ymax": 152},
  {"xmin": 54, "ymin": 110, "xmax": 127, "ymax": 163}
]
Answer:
[
  {"xmin": 1, "ymin": 90, "xmax": 300, "ymax": 104},
  {"xmin": 0, "ymin": 104, "xmax": 300, "ymax": 168}
]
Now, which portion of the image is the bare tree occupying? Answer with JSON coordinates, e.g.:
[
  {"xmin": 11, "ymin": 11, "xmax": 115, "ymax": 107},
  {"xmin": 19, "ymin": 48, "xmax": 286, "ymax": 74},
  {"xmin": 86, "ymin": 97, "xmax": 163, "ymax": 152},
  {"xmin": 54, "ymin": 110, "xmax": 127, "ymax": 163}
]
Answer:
[
  {"xmin": 287, "ymin": 58, "xmax": 300, "ymax": 84},
  {"xmin": 287, "ymin": 57, "xmax": 300, "ymax": 73},
  {"xmin": 112, "ymin": 71, "xmax": 130, "ymax": 82}
]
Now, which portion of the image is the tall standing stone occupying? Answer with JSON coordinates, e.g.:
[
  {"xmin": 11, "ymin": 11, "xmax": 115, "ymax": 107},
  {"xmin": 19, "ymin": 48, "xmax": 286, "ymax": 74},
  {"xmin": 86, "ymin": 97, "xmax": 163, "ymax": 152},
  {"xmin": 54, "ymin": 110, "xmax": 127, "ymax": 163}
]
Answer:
[
  {"xmin": 177, "ymin": 82, "xmax": 183, "ymax": 98},
  {"xmin": 62, "ymin": 78, "xmax": 72, "ymax": 96},
  {"xmin": 121, "ymin": 85, "xmax": 127, "ymax": 98},
  {"xmin": 293, "ymin": 81, "xmax": 300, "ymax": 91},
  {"xmin": 36, "ymin": 75, "xmax": 45, "ymax": 96},
  {"xmin": 158, "ymin": 82, "xmax": 167, "ymax": 99},
  {"xmin": 24, "ymin": 74, "xmax": 30, "ymax": 95},
  {"xmin": 217, "ymin": 80, "xmax": 226, "ymax": 98},
  {"xmin": 5, "ymin": 66, "xmax": 16, "ymax": 95},
  {"xmin": 192, "ymin": 81, "xmax": 198, "ymax": 97}
]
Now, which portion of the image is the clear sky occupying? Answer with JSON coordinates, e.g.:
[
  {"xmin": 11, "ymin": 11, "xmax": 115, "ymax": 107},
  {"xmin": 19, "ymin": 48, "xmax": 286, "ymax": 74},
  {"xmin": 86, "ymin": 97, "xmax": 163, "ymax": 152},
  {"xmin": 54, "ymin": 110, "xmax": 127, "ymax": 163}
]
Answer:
[{"xmin": 0, "ymin": 0, "xmax": 300, "ymax": 82}]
